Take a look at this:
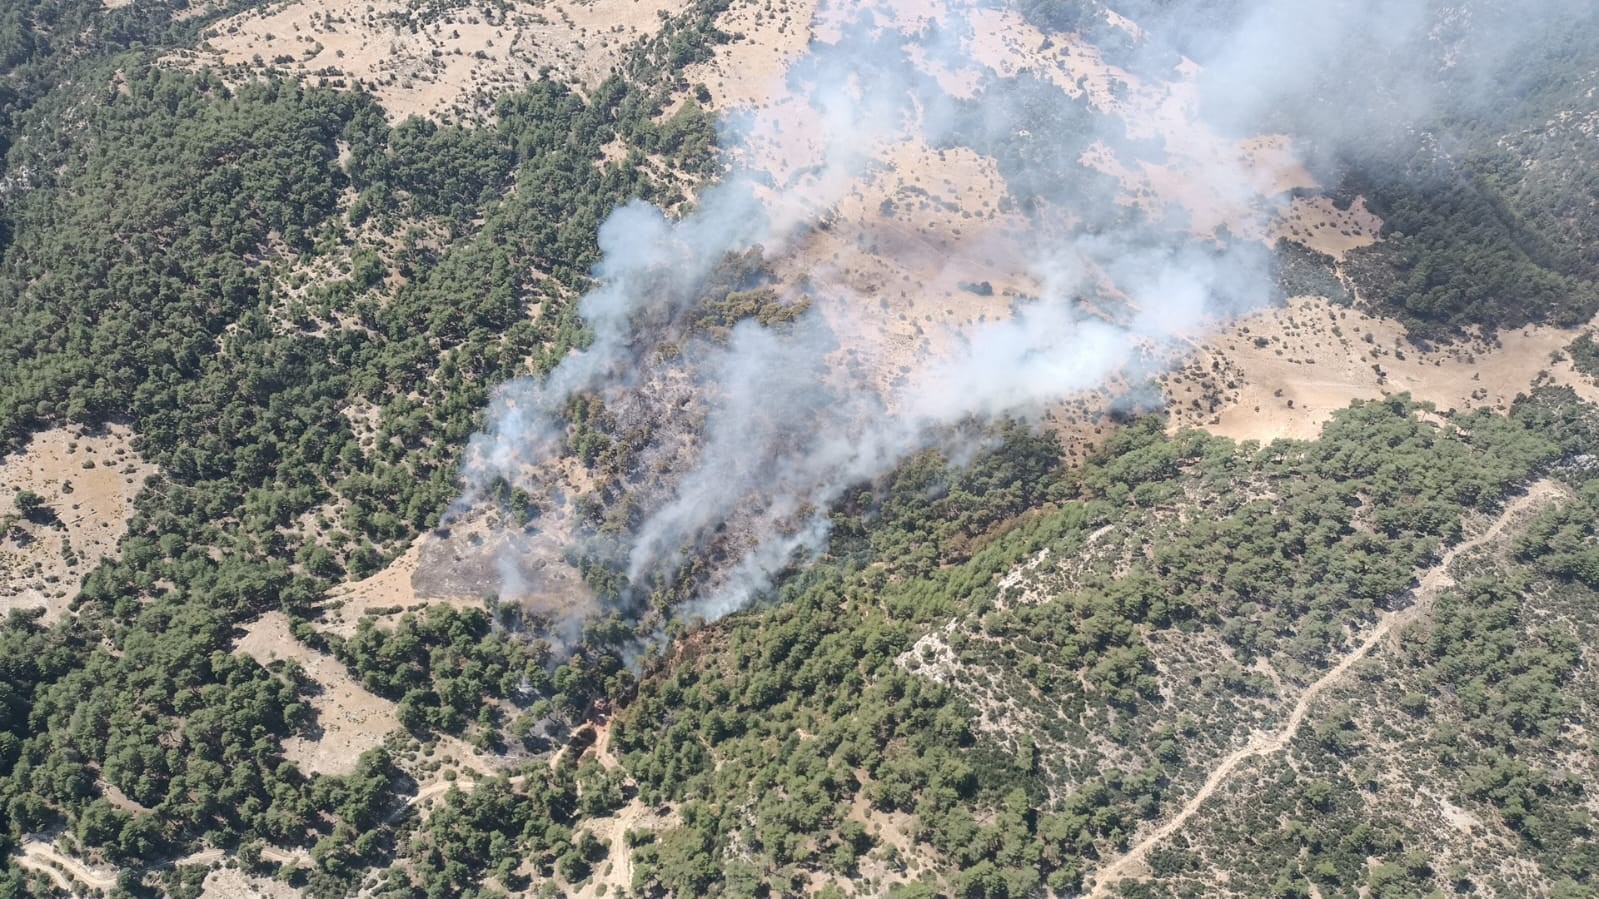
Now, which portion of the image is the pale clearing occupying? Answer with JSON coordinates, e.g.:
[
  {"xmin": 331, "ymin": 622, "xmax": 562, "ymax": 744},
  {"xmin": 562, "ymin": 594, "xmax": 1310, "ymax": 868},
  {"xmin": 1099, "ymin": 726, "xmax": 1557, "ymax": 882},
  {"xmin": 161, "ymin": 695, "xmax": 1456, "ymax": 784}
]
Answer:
[
  {"xmin": 14, "ymin": 836, "xmax": 119, "ymax": 893},
  {"xmin": 1163, "ymin": 295, "xmax": 1599, "ymax": 443},
  {"xmin": 683, "ymin": 0, "xmax": 817, "ymax": 111},
  {"xmin": 0, "ymin": 424, "xmax": 154, "ymax": 623},
  {"xmin": 958, "ymin": 2, "xmax": 1315, "ymax": 236},
  {"xmin": 235, "ymin": 611, "xmax": 499, "ymax": 783},
  {"xmin": 180, "ymin": 0, "xmax": 690, "ymax": 121},
  {"xmin": 200, "ymin": 866, "xmax": 305, "ymax": 899},
  {"xmin": 567, "ymin": 722, "xmax": 681, "ymax": 899},
  {"xmin": 1268, "ymin": 195, "xmax": 1383, "ymax": 260},
  {"xmin": 320, "ymin": 538, "xmax": 480, "ymax": 638},
  {"xmin": 684, "ymin": 0, "xmax": 1329, "ymax": 438},
  {"xmin": 235, "ymin": 610, "xmax": 401, "ymax": 776}
]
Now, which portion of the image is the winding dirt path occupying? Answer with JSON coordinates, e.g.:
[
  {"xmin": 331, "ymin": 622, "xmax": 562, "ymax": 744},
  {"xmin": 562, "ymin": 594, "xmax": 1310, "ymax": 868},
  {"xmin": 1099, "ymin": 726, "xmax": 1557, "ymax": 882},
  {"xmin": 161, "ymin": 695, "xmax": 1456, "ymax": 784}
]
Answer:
[
  {"xmin": 18, "ymin": 823, "xmax": 317, "ymax": 889},
  {"xmin": 388, "ymin": 776, "xmax": 471, "ymax": 821},
  {"xmin": 1085, "ymin": 480, "xmax": 1564, "ymax": 897},
  {"xmin": 16, "ymin": 838, "xmax": 119, "ymax": 892}
]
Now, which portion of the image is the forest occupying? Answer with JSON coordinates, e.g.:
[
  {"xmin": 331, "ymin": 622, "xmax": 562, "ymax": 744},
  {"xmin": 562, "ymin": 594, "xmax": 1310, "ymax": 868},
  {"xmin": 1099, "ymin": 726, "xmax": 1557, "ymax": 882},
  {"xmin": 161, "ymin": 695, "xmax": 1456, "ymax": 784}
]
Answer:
[
  {"xmin": 0, "ymin": 0, "xmax": 724, "ymax": 892},
  {"xmin": 1, "ymin": 0, "xmax": 1598, "ymax": 897}
]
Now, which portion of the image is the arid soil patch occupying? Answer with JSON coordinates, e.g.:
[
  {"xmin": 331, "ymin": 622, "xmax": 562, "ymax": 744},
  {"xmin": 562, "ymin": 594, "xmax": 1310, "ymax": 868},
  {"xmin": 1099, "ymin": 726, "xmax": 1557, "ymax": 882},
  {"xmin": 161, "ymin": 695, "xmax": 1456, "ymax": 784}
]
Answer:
[
  {"xmin": 1163, "ymin": 295, "xmax": 1599, "ymax": 443},
  {"xmin": 683, "ymin": 0, "xmax": 817, "ymax": 110},
  {"xmin": 180, "ymin": 0, "xmax": 690, "ymax": 121},
  {"xmin": 685, "ymin": 0, "xmax": 1326, "ymax": 413},
  {"xmin": 322, "ymin": 507, "xmax": 593, "ymax": 640},
  {"xmin": 0, "ymin": 424, "xmax": 153, "ymax": 622},
  {"xmin": 199, "ymin": 866, "xmax": 304, "ymax": 899},
  {"xmin": 235, "ymin": 611, "xmax": 400, "ymax": 776},
  {"xmin": 1267, "ymin": 195, "xmax": 1382, "ymax": 260},
  {"xmin": 320, "ymin": 539, "xmax": 486, "ymax": 638},
  {"xmin": 780, "ymin": 142, "xmax": 1039, "ymax": 392}
]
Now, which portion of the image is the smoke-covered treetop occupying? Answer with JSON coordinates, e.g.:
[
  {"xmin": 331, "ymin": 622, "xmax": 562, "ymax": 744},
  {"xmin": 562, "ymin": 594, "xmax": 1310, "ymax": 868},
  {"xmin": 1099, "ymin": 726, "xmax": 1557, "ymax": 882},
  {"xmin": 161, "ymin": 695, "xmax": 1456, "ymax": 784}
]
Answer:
[{"xmin": 455, "ymin": 0, "xmax": 1596, "ymax": 654}]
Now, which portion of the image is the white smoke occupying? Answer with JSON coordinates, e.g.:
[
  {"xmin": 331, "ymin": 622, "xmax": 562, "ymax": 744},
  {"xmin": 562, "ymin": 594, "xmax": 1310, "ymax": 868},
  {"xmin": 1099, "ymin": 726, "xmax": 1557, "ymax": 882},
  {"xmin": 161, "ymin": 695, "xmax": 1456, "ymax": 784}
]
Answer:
[{"xmin": 457, "ymin": 0, "xmax": 1583, "ymax": 645}]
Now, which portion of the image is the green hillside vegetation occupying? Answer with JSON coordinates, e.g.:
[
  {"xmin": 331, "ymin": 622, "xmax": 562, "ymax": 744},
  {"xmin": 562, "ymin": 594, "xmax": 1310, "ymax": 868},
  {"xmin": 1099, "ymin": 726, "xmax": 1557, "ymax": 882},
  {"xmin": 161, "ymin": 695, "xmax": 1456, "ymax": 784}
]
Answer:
[
  {"xmin": 1330, "ymin": 12, "xmax": 1599, "ymax": 337},
  {"xmin": 285, "ymin": 390, "xmax": 1598, "ymax": 899},
  {"xmin": 0, "ymin": 0, "xmax": 727, "ymax": 891},
  {"xmin": 1, "ymin": 0, "xmax": 1598, "ymax": 897}
]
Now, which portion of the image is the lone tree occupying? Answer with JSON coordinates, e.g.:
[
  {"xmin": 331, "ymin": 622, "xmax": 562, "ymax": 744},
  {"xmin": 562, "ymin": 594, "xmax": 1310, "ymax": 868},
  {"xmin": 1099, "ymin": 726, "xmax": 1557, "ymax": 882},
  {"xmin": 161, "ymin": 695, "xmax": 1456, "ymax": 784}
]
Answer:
[{"xmin": 13, "ymin": 490, "xmax": 52, "ymax": 524}]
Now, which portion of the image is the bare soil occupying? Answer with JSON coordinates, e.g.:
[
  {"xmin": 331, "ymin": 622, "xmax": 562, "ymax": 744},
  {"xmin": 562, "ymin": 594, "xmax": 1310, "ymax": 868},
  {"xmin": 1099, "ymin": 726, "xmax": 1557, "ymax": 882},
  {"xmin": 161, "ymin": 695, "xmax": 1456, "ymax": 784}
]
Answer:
[
  {"xmin": 571, "ymin": 796, "xmax": 680, "ymax": 899},
  {"xmin": 14, "ymin": 836, "xmax": 119, "ymax": 893},
  {"xmin": 179, "ymin": 0, "xmax": 690, "ymax": 121},
  {"xmin": 1163, "ymin": 295, "xmax": 1599, "ymax": 444},
  {"xmin": 235, "ymin": 611, "xmax": 401, "ymax": 776},
  {"xmin": 685, "ymin": 0, "xmax": 1329, "ymax": 442},
  {"xmin": 1268, "ymin": 195, "xmax": 1383, "ymax": 260},
  {"xmin": 684, "ymin": 0, "xmax": 817, "ymax": 111},
  {"xmin": 0, "ymin": 424, "xmax": 154, "ymax": 623},
  {"xmin": 200, "ymin": 867, "xmax": 304, "ymax": 899},
  {"xmin": 321, "ymin": 539, "xmax": 481, "ymax": 638}
]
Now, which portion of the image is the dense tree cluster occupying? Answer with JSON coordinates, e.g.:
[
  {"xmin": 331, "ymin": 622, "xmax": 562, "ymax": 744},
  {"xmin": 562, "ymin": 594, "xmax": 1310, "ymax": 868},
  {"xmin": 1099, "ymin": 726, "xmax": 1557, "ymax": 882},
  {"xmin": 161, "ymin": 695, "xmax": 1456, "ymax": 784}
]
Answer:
[
  {"xmin": 0, "ymin": 0, "xmax": 734, "ymax": 887},
  {"xmin": 344, "ymin": 390, "xmax": 1596, "ymax": 899},
  {"xmin": 559, "ymin": 396, "xmax": 1570, "ymax": 898},
  {"xmin": 1565, "ymin": 331, "xmax": 1599, "ymax": 384}
]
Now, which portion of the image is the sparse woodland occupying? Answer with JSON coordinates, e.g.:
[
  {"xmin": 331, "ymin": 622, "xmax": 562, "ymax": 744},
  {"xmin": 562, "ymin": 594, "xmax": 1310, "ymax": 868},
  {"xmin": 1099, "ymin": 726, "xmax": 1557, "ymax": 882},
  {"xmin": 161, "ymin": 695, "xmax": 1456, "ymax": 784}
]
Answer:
[{"xmin": 0, "ymin": 1, "xmax": 1597, "ymax": 898}]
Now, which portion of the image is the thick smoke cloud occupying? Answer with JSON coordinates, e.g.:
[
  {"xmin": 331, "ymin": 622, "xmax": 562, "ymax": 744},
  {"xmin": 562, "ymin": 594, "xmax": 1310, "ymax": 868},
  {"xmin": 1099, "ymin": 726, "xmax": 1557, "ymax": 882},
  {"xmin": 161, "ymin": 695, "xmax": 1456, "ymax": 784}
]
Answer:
[
  {"xmin": 1127, "ymin": 0, "xmax": 1599, "ymax": 168},
  {"xmin": 458, "ymin": 0, "xmax": 1578, "ymax": 646}
]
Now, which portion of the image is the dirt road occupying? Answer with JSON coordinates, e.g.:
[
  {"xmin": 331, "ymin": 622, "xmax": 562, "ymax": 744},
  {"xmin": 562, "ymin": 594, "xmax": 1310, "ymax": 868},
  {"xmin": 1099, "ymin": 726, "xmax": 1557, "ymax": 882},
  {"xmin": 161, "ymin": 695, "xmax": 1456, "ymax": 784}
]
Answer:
[
  {"xmin": 16, "ymin": 838, "xmax": 119, "ymax": 892},
  {"xmin": 1085, "ymin": 481, "xmax": 1564, "ymax": 897}
]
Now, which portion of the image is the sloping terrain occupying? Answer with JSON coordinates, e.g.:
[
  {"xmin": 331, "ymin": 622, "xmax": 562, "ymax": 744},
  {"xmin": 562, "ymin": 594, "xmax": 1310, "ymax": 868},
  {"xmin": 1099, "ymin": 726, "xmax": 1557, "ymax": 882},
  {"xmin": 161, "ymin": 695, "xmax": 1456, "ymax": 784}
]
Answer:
[
  {"xmin": 604, "ymin": 390, "xmax": 1599, "ymax": 897},
  {"xmin": 0, "ymin": 425, "xmax": 154, "ymax": 622},
  {"xmin": 689, "ymin": 0, "xmax": 1320, "ymax": 395},
  {"xmin": 1163, "ymin": 296, "xmax": 1599, "ymax": 443},
  {"xmin": 3, "ymin": 0, "xmax": 1599, "ymax": 897},
  {"xmin": 236, "ymin": 611, "xmax": 402, "ymax": 776},
  {"xmin": 1079, "ymin": 479, "xmax": 1570, "ymax": 897},
  {"xmin": 180, "ymin": 0, "xmax": 692, "ymax": 121}
]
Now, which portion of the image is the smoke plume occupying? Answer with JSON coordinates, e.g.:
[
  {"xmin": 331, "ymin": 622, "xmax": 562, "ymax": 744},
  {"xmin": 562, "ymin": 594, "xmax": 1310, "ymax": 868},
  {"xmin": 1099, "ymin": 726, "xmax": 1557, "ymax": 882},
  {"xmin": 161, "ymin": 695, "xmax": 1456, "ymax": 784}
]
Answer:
[{"xmin": 454, "ymin": 0, "xmax": 1583, "ymax": 647}]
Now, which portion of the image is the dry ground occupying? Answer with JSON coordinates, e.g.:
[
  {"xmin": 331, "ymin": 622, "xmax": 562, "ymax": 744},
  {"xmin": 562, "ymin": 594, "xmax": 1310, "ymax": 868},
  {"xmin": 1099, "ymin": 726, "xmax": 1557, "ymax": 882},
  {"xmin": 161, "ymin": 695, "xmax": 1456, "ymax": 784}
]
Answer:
[
  {"xmin": 320, "ymin": 538, "xmax": 485, "ymax": 638},
  {"xmin": 234, "ymin": 609, "xmax": 498, "ymax": 788},
  {"xmin": 199, "ymin": 866, "xmax": 304, "ymax": 899},
  {"xmin": 564, "ymin": 722, "xmax": 680, "ymax": 899},
  {"xmin": 571, "ymin": 796, "xmax": 680, "ymax": 899},
  {"xmin": 682, "ymin": 0, "xmax": 1328, "ymax": 435},
  {"xmin": 0, "ymin": 424, "xmax": 154, "ymax": 623},
  {"xmin": 683, "ymin": 0, "xmax": 1593, "ymax": 455},
  {"xmin": 683, "ymin": 0, "xmax": 817, "ymax": 110},
  {"xmin": 1162, "ymin": 295, "xmax": 1599, "ymax": 443},
  {"xmin": 15, "ymin": 836, "xmax": 118, "ymax": 892},
  {"xmin": 1267, "ymin": 195, "xmax": 1383, "ymax": 260},
  {"xmin": 235, "ymin": 610, "xmax": 402, "ymax": 776},
  {"xmin": 178, "ymin": 0, "xmax": 691, "ymax": 121}
]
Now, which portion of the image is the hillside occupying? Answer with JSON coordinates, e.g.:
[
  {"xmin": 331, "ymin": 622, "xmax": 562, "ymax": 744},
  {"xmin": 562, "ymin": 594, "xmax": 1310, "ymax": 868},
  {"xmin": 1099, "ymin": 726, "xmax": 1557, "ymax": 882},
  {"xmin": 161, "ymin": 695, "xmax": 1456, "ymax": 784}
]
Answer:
[{"xmin": 1, "ymin": 0, "xmax": 1598, "ymax": 898}]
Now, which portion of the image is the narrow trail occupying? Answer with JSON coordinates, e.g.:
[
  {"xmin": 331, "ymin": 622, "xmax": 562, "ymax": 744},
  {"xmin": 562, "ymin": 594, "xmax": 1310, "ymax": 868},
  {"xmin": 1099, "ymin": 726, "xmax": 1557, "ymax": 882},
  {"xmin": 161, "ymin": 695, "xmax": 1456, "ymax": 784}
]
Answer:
[
  {"xmin": 16, "ymin": 838, "xmax": 119, "ymax": 892},
  {"xmin": 381, "ymin": 769, "xmax": 538, "ymax": 826},
  {"xmin": 17, "ymin": 837, "xmax": 314, "ymax": 892},
  {"xmin": 387, "ymin": 776, "xmax": 475, "ymax": 820},
  {"xmin": 1085, "ymin": 481, "xmax": 1563, "ymax": 898}
]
